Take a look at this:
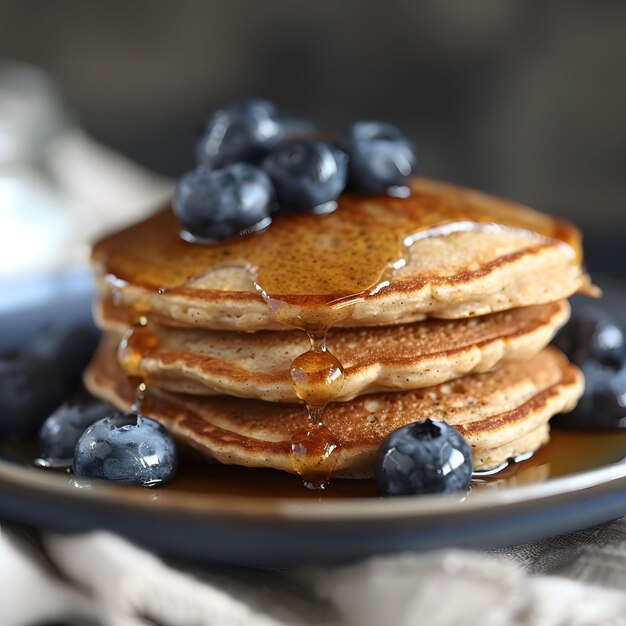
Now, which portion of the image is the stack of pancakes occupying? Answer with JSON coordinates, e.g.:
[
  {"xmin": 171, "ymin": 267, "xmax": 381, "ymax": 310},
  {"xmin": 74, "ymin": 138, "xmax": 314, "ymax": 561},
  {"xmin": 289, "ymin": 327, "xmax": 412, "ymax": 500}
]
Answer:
[{"xmin": 85, "ymin": 178, "xmax": 590, "ymax": 480}]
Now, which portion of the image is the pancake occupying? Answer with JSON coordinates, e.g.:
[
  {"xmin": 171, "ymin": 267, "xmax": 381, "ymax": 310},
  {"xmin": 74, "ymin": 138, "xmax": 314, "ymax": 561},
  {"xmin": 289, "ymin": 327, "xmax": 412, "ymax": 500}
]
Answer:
[
  {"xmin": 100, "ymin": 301, "xmax": 570, "ymax": 402},
  {"xmin": 85, "ymin": 343, "xmax": 583, "ymax": 475},
  {"xmin": 92, "ymin": 177, "xmax": 593, "ymax": 332}
]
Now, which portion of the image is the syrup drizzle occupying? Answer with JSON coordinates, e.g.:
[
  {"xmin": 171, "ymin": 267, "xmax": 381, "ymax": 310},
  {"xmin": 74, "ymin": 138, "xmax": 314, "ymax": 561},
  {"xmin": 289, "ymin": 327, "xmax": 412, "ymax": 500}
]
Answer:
[
  {"xmin": 288, "ymin": 330, "xmax": 344, "ymax": 488},
  {"xmin": 116, "ymin": 317, "xmax": 158, "ymax": 413},
  {"xmin": 94, "ymin": 181, "xmax": 581, "ymax": 300},
  {"xmin": 254, "ymin": 287, "xmax": 357, "ymax": 487},
  {"xmin": 94, "ymin": 180, "xmax": 583, "ymax": 489}
]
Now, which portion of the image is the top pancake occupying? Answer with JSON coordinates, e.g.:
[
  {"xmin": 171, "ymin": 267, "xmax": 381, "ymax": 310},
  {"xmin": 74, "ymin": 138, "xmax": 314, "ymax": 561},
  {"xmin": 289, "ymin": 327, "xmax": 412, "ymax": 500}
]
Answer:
[{"xmin": 92, "ymin": 177, "xmax": 591, "ymax": 331}]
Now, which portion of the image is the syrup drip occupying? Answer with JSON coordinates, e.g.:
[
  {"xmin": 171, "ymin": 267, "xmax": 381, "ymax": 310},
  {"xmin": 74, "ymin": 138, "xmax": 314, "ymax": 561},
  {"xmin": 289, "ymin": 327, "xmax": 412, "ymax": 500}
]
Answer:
[
  {"xmin": 95, "ymin": 180, "xmax": 584, "ymax": 489},
  {"xmin": 290, "ymin": 333, "xmax": 344, "ymax": 406},
  {"xmin": 116, "ymin": 315, "xmax": 160, "ymax": 412},
  {"xmin": 117, "ymin": 326, "xmax": 158, "ymax": 378},
  {"xmin": 289, "ymin": 330, "xmax": 344, "ymax": 489},
  {"xmin": 253, "ymin": 289, "xmax": 360, "ymax": 488}
]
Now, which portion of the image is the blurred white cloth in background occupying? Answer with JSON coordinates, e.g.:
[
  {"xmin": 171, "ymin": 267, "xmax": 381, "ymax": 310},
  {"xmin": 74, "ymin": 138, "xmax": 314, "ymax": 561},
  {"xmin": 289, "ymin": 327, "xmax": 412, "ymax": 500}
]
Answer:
[
  {"xmin": 1, "ymin": 524, "xmax": 626, "ymax": 626},
  {"xmin": 45, "ymin": 127, "xmax": 173, "ymax": 266},
  {"xmin": 0, "ymin": 60, "xmax": 172, "ymax": 281}
]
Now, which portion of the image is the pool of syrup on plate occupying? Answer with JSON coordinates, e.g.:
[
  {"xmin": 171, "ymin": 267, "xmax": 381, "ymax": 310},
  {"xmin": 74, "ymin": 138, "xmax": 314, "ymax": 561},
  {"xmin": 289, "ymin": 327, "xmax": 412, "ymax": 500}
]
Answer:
[
  {"xmin": 95, "ymin": 180, "xmax": 584, "ymax": 489},
  {"xmin": 3, "ymin": 428, "xmax": 626, "ymax": 499},
  {"xmin": 156, "ymin": 428, "xmax": 626, "ymax": 498}
]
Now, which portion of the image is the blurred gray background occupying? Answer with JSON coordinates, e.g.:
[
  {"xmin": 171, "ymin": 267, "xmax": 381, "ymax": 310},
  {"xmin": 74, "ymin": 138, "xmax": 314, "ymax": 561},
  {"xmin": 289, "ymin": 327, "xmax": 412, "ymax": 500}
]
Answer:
[{"xmin": 1, "ymin": 0, "xmax": 624, "ymax": 276}]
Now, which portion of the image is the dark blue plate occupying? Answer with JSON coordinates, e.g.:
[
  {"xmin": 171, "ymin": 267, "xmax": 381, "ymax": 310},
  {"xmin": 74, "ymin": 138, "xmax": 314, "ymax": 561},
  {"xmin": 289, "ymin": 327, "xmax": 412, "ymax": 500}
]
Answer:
[{"xmin": 0, "ymin": 270, "xmax": 625, "ymax": 565}]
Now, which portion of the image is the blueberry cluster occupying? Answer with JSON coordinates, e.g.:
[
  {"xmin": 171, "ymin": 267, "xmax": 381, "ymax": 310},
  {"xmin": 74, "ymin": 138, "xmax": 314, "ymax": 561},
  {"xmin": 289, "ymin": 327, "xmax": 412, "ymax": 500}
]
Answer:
[
  {"xmin": 376, "ymin": 419, "xmax": 473, "ymax": 497},
  {"xmin": 0, "ymin": 324, "xmax": 178, "ymax": 486},
  {"xmin": 553, "ymin": 302, "xmax": 626, "ymax": 429},
  {"xmin": 174, "ymin": 98, "xmax": 418, "ymax": 242}
]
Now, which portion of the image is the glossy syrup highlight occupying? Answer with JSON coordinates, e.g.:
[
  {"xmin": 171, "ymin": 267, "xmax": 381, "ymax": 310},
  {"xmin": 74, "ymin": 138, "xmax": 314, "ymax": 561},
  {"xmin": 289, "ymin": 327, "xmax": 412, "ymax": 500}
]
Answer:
[{"xmin": 289, "ymin": 331, "xmax": 344, "ymax": 488}]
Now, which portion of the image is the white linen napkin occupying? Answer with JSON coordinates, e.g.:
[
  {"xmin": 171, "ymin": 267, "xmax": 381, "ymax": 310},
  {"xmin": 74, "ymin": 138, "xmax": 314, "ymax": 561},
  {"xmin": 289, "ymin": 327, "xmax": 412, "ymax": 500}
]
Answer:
[{"xmin": 2, "ymin": 521, "xmax": 626, "ymax": 626}]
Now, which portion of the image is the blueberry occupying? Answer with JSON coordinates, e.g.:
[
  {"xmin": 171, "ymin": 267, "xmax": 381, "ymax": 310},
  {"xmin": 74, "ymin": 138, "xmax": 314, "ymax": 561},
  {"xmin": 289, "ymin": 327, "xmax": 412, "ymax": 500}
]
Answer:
[
  {"xmin": 339, "ymin": 121, "xmax": 417, "ymax": 195},
  {"xmin": 27, "ymin": 324, "xmax": 100, "ymax": 393},
  {"xmin": 37, "ymin": 394, "xmax": 114, "ymax": 468},
  {"xmin": 553, "ymin": 359, "xmax": 626, "ymax": 430},
  {"xmin": 262, "ymin": 140, "xmax": 348, "ymax": 213},
  {"xmin": 376, "ymin": 419, "xmax": 473, "ymax": 496},
  {"xmin": 196, "ymin": 98, "xmax": 315, "ymax": 168},
  {"xmin": 553, "ymin": 302, "xmax": 625, "ymax": 369},
  {"xmin": 0, "ymin": 355, "xmax": 65, "ymax": 440},
  {"xmin": 174, "ymin": 163, "xmax": 274, "ymax": 243},
  {"xmin": 73, "ymin": 412, "xmax": 178, "ymax": 486}
]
